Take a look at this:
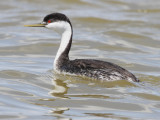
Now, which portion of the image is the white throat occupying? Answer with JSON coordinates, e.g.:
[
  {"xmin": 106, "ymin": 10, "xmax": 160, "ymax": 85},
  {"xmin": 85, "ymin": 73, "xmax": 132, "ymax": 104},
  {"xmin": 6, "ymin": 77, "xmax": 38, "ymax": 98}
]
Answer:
[{"xmin": 46, "ymin": 21, "xmax": 72, "ymax": 71}]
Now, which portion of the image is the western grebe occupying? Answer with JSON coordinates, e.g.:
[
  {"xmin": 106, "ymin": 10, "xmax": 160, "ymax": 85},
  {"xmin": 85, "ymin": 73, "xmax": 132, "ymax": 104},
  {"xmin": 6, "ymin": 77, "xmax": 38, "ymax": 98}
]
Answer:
[{"xmin": 25, "ymin": 13, "xmax": 139, "ymax": 82}]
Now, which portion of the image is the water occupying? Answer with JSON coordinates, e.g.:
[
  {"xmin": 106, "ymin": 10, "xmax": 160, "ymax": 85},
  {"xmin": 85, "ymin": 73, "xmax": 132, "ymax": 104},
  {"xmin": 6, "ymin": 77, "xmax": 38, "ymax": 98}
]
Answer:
[{"xmin": 0, "ymin": 0, "xmax": 160, "ymax": 119}]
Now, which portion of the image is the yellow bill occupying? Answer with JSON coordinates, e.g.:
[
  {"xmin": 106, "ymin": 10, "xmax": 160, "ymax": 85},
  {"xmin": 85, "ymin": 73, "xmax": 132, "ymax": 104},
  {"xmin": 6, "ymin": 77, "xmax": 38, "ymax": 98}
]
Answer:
[{"xmin": 24, "ymin": 24, "xmax": 45, "ymax": 27}]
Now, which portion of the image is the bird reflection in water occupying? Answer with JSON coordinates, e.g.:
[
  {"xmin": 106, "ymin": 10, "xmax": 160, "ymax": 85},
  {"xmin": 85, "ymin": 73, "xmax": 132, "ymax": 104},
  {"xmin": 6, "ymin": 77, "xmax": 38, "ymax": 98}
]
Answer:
[{"xmin": 49, "ymin": 77, "xmax": 69, "ymax": 99}]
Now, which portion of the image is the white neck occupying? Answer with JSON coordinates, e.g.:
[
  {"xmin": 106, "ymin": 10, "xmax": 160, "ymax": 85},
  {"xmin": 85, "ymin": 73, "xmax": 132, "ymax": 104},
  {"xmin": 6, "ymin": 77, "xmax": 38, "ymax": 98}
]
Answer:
[{"xmin": 53, "ymin": 22, "xmax": 72, "ymax": 71}]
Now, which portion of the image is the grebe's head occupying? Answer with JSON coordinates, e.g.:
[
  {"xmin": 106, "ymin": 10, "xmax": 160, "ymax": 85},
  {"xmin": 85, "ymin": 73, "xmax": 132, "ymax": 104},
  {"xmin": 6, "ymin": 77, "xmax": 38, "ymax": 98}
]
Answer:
[{"xmin": 25, "ymin": 13, "xmax": 72, "ymax": 34}]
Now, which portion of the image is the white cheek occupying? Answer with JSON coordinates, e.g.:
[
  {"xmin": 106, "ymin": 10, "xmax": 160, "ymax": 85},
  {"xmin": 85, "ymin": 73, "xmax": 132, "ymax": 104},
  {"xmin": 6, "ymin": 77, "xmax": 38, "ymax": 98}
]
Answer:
[{"xmin": 45, "ymin": 21, "xmax": 69, "ymax": 34}]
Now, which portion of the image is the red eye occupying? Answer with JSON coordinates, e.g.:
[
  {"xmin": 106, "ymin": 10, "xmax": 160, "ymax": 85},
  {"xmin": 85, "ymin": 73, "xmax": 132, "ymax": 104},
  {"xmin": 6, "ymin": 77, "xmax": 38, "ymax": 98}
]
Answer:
[{"xmin": 48, "ymin": 20, "xmax": 51, "ymax": 23}]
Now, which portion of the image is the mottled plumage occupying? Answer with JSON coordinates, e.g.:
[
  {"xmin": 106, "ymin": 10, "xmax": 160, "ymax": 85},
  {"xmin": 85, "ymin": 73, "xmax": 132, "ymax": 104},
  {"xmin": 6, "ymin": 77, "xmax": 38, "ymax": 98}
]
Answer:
[{"xmin": 57, "ymin": 59, "xmax": 139, "ymax": 82}]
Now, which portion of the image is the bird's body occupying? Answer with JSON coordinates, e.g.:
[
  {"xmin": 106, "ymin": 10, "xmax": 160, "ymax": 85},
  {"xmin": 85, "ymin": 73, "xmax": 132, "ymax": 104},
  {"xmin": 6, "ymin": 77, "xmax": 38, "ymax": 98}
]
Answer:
[
  {"xmin": 56, "ymin": 59, "xmax": 138, "ymax": 82},
  {"xmin": 25, "ymin": 13, "xmax": 139, "ymax": 82}
]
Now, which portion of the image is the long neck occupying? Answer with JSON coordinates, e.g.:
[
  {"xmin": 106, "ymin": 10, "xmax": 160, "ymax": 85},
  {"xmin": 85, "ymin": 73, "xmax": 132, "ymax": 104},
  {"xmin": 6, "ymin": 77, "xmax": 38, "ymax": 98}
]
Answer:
[{"xmin": 54, "ymin": 24, "xmax": 72, "ymax": 71}]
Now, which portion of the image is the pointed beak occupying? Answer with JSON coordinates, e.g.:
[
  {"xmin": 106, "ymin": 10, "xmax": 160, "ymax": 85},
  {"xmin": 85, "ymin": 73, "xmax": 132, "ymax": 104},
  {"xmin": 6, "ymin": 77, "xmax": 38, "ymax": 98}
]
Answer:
[{"xmin": 24, "ymin": 23, "xmax": 46, "ymax": 27}]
